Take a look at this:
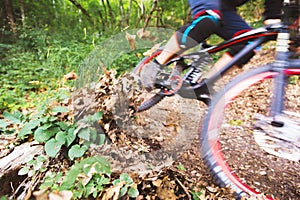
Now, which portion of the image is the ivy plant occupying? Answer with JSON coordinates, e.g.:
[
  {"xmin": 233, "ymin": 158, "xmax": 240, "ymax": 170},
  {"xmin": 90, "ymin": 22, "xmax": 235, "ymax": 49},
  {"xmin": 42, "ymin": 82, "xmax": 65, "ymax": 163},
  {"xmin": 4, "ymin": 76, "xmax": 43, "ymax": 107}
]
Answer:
[
  {"xmin": 2, "ymin": 104, "xmax": 105, "ymax": 160},
  {"xmin": 40, "ymin": 156, "xmax": 112, "ymax": 199},
  {"xmin": 39, "ymin": 156, "xmax": 139, "ymax": 199},
  {"xmin": 18, "ymin": 154, "xmax": 48, "ymax": 177},
  {"xmin": 113, "ymin": 173, "xmax": 139, "ymax": 198}
]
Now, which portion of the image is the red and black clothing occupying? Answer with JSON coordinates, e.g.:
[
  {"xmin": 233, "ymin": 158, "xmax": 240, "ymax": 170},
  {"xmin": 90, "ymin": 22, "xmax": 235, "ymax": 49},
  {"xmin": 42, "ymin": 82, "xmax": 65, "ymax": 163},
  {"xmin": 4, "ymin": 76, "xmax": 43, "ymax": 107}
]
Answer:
[{"xmin": 175, "ymin": 0, "xmax": 283, "ymax": 65}]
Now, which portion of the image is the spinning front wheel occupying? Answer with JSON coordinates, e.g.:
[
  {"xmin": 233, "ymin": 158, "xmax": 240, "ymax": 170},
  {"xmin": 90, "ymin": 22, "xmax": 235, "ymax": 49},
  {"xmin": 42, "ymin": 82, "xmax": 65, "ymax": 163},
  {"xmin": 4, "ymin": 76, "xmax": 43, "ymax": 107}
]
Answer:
[{"xmin": 200, "ymin": 65, "xmax": 300, "ymax": 199}]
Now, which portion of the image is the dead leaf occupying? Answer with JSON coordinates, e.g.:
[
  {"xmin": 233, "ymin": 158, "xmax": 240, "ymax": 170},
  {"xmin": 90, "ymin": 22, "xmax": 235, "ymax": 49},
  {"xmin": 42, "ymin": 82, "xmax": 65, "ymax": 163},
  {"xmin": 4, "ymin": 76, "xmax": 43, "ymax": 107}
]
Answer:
[
  {"xmin": 125, "ymin": 32, "xmax": 136, "ymax": 50},
  {"xmin": 81, "ymin": 165, "xmax": 97, "ymax": 186},
  {"xmin": 206, "ymin": 186, "xmax": 218, "ymax": 193},
  {"xmin": 143, "ymin": 42, "xmax": 163, "ymax": 56},
  {"xmin": 102, "ymin": 182, "xmax": 124, "ymax": 200},
  {"xmin": 63, "ymin": 71, "xmax": 78, "ymax": 81},
  {"xmin": 33, "ymin": 189, "xmax": 49, "ymax": 200},
  {"xmin": 29, "ymin": 81, "xmax": 41, "ymax": 85},
  {"xmin": 49, "ymin": 191, "xmax": 73, "ymax": 200},
  {"xmin": 137, "ymin": 29, "xmax": 150, "ymax": 39},
  {"xmin": 152, "ymin": 179, "xmax": 162, "ymax": 187},
  {"xmin": 156, "ymin": 176, "xmax": 177, "ymax": 200}
]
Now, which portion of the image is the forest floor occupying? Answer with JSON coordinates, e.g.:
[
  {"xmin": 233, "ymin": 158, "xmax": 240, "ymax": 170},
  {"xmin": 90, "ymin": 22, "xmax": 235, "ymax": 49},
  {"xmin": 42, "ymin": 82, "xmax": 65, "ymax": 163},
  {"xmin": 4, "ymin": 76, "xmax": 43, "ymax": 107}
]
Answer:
[
  {"xmin": 1, "ymin": 49, "xmax": 300, "ymax": 199},
  {"xmin": 72, "ymin": 48, "xmax": 299, "ymax": 199}
]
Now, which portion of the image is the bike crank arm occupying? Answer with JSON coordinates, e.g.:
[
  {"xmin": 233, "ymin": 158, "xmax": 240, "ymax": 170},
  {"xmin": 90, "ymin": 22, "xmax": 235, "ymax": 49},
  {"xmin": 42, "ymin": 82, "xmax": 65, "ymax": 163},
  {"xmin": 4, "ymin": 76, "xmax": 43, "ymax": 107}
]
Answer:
[{"xmin": 137, "ymin": 72, "xmax": 183, "ymax": 112}]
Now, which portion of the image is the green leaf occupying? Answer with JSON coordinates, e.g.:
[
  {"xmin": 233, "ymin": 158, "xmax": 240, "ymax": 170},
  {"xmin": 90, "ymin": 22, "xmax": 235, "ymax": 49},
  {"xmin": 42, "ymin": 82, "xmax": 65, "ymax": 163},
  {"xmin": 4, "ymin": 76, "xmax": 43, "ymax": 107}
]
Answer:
[
  {"xmin": 128, "ymin": 186, "xmax": 139, "ymax": 198},
  {"xmin": 39, "ymin": 123, "xmax": 53, "ymax": 130},
  {"xmin": 0, "ymin": 120, "xmax": 8, "ymax": 129},
  {"xmin": 77, "ymin": 127, "xmax": 90, "ymax": 141},
  {"xmin": 28, "ymin": 159, "xmax": 36, "ymax": 165},
  {"xmin": 34, "ymin": 127, "xmax": 48, "ymax": 143},
  {"xmin": 56, "ymin": 121, "xmax": 69, "ymax": 130},
  {"xmin": 18, "ymin": 167, "xmax": 30, "ymax": 175},
  {"xmin": 33, "ymin": 159, "xmax": 44, "ymax": 171},
  {"xmin": 99, "ymin": 134, "xmax": 106, "ymax": 145},
  {"xmin": 120, "ymin": 186, "xmax": 128, "ymax": 197},
  {"xmin": 45, "ymin": 138, "xmax": 63, "ymax": 157},
  {"xmin": 66, "ymin": 134, "xmax": 76, "ymax": 147},
  {"xmin": 34, "ymin": 126, "xmax": 60, "ymax": 143},
  {"xmin": 98, "ymin": 176, "xmax": 110, "ymax": 186},
  {"xmin": 68, "ymin": 145, "xmax": 88, "ymax": 160},
  {"xmin": 85, "ymin": 182, "xmax": 96, "ymax": 197},
  {"xmin": 55, "ymin": 131, "xmax": 68, "ymax": 145},
  {"xmin": 64, "ymin": 127, "xmax": 76, "ymax": 147},
  {"xmin": 54, "ymin": 131, "xmax": 75, "ymax": 147},
  {"xmin": 83, "ymin": 111, "xmax": 103, "ymax": 123},
  {"xmin": 93, "ymin": 158, "xmax": 111, "ymax": 175},
  {"xmin": 61, "ymin": 166, "xmax": 81, "ymax": 190},
  {"xmin": 92, "ymin": 111, "xmax": 103, "ymax": 121},
  {"xmin": 120, "ymin": 173, "xmax": 133, "ymax": 185},
  {"xmin": 89, "ymin": 128, "xmax": 97, "ymax": 141},
  {"xmin": 51, "ymin": 106, "xmax": 69, "ymax": 113},
  {"xmin": 3, "ymin": 111, "xmax": 22, "ymax": 124},
  {"xmin": 113, "ymin": 179, "xmax": 121, "ymax": 186},
  {"xmin": 36, "ymin": 155, "xmax": 47, "ymax": 163},
  {"xmin": 28, "ymin": 170, "xmax": 35, "ymax": 177},
  {"xmin": 18, "ymin": 120, "xmax": 40, "ymax": 139},
  {"xmin": 40, "ymin": 166, "xmax": 47, "ymax": 172}
]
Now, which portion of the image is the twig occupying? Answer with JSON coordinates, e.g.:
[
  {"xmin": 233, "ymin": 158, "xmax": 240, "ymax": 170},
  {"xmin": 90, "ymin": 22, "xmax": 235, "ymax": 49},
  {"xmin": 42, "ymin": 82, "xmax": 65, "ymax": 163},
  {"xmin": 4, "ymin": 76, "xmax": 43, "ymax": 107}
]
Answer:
[{"xmin": 175, "ymin": 176, "xmax": 191, "ymax": 200}]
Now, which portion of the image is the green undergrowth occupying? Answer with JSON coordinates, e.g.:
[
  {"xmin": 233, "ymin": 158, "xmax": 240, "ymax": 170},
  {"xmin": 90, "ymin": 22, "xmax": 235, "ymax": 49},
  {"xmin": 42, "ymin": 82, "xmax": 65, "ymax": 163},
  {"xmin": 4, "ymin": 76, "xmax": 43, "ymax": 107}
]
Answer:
[
  {"xmin": 39, "ymin": 157, "xmax": 139, "ymax": 199},
  {"xmin": 0, "ymin": 27, "xmax": 94, "ymax": 112},
  {"xmin": 0, "ymin": 89, "xmax": 139, "ymax": 199}
]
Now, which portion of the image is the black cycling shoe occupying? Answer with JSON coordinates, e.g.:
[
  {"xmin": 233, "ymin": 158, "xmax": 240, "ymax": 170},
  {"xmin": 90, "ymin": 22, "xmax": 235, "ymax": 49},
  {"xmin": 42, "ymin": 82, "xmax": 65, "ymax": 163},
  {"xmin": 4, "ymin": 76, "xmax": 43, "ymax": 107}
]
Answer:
[{"xmin": 178, "ymin": 79, "xmax": 215, "ymax": 105}]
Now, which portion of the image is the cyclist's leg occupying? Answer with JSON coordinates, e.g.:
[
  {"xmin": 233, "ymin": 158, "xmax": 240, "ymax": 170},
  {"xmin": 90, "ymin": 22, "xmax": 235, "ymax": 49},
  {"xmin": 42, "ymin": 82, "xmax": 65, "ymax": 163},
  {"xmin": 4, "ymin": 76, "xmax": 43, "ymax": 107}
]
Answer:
[
  {"xmin": 155, "ymin": 1, "xmax": 222, "ymax": 65},
  {"xmin": 206, "ymin": 8, "xmax": 254, "ymax": 78}
]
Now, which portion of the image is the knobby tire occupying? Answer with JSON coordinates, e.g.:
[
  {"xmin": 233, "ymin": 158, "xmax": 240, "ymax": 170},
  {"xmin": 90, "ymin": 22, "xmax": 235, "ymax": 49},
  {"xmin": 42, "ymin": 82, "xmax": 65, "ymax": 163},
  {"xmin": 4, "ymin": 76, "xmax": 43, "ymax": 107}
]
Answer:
[{"xmin": 200, "ymin": 65, "xmax": 300, "ymax": 199}]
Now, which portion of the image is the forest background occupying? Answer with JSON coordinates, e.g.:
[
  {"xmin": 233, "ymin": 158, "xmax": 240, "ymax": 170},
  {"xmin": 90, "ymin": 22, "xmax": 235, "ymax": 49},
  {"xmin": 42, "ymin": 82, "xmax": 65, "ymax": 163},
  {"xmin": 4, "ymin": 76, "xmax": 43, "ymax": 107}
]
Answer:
[
  {"xmin": 0, "ymin": 0, "xmax": 263, "ymax": 113},
  {"xmin": 0, "ymin": 0, "xmax": 265, "ymax": 199}
]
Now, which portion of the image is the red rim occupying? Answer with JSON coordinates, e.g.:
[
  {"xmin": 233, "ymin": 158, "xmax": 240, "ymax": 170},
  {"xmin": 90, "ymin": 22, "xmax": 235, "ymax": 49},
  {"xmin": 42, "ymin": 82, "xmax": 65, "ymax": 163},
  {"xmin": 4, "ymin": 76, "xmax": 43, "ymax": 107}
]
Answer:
[
  {"xmin": 163, "ymin": 75, "xmax": 183, "ymax": 95},
  {"xmin": 134, "ymin": 50, "xmax": 162, "ymax": 74},
  {"xmin": 206, "ymin": 70, "xmax": 290, "ymax": 199}
]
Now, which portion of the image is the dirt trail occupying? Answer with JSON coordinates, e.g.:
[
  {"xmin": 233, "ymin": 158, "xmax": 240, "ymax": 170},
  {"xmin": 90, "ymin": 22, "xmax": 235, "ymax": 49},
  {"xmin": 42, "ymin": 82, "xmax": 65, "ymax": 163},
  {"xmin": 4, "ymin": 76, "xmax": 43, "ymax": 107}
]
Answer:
[{"xmin": 72, "ymin": 49, "xmax": 300, "ymax": 199}]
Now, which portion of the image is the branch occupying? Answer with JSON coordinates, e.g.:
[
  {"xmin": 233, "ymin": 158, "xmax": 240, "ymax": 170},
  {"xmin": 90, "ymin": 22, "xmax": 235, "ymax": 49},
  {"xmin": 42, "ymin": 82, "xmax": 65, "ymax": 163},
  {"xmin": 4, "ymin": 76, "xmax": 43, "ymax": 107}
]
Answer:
[{"xmin": 68, "ymin": 0, "xmax": 93, "ymax": 23}]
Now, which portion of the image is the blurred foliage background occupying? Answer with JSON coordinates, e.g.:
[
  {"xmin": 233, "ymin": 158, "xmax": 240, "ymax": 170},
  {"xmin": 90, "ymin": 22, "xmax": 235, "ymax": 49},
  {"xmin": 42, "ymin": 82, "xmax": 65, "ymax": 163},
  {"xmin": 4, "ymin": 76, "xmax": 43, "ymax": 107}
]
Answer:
[{"xmin": 0, "ymin": 0, "xmax": 264, "ymax": 112}]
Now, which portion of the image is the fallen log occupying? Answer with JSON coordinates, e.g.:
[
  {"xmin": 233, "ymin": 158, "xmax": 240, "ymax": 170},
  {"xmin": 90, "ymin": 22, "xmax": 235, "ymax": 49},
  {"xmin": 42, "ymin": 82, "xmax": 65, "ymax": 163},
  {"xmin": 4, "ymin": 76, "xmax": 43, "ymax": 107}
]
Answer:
[{"xmin": 0, "ymin": 141, "xmax": 43, "ymax": 199}]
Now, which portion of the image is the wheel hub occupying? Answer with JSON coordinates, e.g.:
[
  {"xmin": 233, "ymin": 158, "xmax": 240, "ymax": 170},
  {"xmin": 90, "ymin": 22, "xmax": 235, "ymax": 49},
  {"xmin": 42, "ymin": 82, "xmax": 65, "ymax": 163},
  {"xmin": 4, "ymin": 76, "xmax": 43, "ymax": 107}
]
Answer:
[{"xmin": 254, "ymin": 112, "xmax": 300, "ymax": 161}]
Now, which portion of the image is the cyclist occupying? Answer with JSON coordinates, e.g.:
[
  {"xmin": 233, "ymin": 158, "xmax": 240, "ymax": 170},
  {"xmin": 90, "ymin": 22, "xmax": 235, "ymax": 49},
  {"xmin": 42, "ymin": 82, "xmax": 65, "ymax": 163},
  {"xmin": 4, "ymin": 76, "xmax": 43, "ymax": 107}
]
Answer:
[{"xmin": 140, "ymin": 0, "xmax": 283, "ymax": 92}]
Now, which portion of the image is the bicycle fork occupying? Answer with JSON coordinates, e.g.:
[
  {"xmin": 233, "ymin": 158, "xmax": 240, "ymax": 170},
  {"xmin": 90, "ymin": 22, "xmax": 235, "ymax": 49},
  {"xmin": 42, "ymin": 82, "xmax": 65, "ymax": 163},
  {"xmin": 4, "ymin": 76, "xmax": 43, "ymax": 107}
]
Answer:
[{"xmin": 270, "ymin": 31, "xmax": 291, "ymax": 125}]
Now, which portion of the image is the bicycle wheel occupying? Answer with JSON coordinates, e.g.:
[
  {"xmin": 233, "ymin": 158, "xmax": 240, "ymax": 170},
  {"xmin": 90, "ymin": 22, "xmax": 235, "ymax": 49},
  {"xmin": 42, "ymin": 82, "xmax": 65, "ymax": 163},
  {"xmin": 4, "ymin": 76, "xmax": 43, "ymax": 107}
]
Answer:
[{"xmin": 201, "ymin": 65, "xmax": 300, "ymax": 199}]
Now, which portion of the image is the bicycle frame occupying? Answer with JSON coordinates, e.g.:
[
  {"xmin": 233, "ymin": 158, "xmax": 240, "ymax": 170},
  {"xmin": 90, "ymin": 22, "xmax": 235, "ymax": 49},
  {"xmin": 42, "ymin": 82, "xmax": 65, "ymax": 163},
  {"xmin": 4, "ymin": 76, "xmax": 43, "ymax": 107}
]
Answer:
[
  {"xmin": 177, "ymin": 23, "xmax": 300, "ymax": 121},
  {"xmin": 137, "ymin": 0, "xmax": 300, "ymax": 115},
  {"xmin": 135, "ymin": 1, "xmax": 300, "ymax": 198},
  {"xmin": 176, "ymin": 26, "xmax": 278, "ymax": 99}
]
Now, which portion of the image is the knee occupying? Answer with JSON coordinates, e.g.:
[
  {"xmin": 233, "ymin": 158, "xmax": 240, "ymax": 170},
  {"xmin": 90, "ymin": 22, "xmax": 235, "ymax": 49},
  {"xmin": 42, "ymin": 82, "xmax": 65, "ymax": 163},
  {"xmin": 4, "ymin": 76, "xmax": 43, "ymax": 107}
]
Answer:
[{"xmin": 176, "ymin": 10, "xmax": 221, "ymax": 49}]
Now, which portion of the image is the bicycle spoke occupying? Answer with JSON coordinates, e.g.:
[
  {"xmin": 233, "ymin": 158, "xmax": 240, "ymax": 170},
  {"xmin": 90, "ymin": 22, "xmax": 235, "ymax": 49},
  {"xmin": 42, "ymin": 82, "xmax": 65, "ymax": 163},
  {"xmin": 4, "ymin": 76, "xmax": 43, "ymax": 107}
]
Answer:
[{"xmin": 201, "ymin": 66, "xmax": 300, "ymax": 199}]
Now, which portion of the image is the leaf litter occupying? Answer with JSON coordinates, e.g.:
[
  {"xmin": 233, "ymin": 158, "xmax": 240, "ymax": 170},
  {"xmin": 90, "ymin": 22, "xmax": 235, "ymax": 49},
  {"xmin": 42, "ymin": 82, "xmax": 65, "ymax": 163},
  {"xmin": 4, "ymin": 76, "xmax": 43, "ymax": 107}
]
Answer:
[
  {"xmin": 2, "ymin": 49, "xmax": 299, "ymax": 199},
  {"xmin": 71, "ymin": 49, "xmax": 300, "ymax": 199}
]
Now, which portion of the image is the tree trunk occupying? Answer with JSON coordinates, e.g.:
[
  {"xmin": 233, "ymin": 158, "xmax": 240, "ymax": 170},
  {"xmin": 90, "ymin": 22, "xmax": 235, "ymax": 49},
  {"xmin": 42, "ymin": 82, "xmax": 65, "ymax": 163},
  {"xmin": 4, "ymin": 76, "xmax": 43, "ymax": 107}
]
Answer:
[
  {"xmin": 20, "ymin": 0, "xmax": 25, "ymax": 26},
  {"xmin": 105, "ymin": 0, "xmax": 115, "ymax": 25},
  {"xmin": 3, "ymin": 0, "xmax": 16, "ymax": 33},
  {"xmin": 135, "ymin": 1, "xmax": 146, "ymax": 27},
  {"xmin": 143, "ymin": 0, "xmax": 159, "ymax": 31},
  {"xmin": 99, "ymin": 0, "xmax": 108, "ymax": 31},
  {"xmin": 125, "ymin": 0, "xmax": 132, "ymax": 26},
  {"xmin": 119, "ymin": 0, "xmax": 125, "ymax": 27}
]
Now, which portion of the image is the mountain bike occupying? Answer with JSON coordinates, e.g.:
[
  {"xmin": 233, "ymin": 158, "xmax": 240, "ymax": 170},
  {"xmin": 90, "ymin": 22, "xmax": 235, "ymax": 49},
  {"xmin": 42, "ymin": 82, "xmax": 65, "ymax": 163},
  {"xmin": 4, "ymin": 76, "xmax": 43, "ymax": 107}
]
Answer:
[{"xmin": 134, "ymin": 1, "xmax": 300, "ymax": 199}]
